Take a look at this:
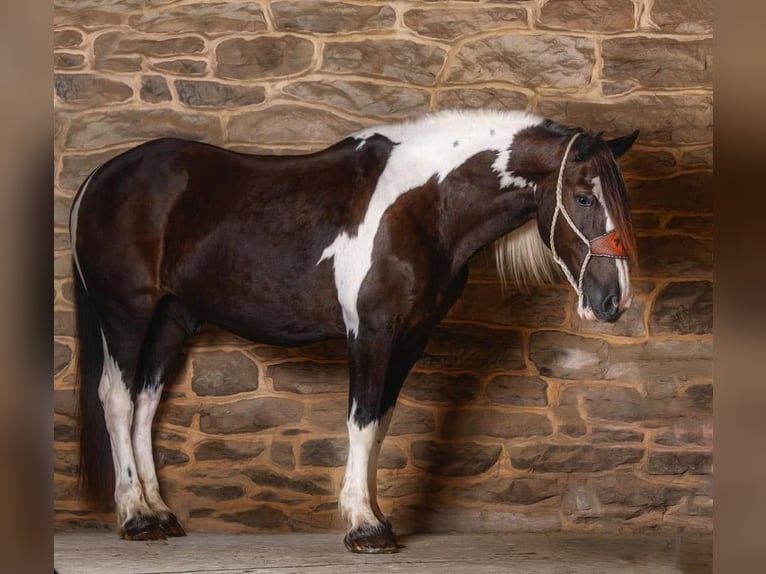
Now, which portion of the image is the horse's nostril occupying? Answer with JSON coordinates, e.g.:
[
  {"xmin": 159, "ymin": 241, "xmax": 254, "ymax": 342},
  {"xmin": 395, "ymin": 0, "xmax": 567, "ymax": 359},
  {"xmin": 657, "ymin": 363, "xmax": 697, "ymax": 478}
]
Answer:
[{"xmin": 603, "ymin": 294, "xmax": 619, "ymax": 315}]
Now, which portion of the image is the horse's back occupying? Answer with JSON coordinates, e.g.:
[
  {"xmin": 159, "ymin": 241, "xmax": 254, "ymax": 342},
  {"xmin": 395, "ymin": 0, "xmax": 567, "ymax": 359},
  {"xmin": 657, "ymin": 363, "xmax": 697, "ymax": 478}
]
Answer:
[{"xmin": 71, "ymin": 137, "xmax": 372, "ymax": 343}]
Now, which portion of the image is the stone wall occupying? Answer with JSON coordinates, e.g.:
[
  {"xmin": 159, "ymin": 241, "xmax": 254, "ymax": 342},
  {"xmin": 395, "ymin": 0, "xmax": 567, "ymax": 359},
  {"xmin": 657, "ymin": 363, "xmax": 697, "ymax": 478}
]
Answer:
[{"xmin": 54, "ymin": 0, "xmax": 713, "ymax": 535}]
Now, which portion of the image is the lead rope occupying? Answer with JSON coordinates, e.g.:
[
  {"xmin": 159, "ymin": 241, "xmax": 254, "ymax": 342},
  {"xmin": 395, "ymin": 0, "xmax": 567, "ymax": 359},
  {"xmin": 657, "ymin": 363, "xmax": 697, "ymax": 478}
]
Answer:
[{"xmin": 548, "ymin": 133, "xmax": 593, "ymax": 315}]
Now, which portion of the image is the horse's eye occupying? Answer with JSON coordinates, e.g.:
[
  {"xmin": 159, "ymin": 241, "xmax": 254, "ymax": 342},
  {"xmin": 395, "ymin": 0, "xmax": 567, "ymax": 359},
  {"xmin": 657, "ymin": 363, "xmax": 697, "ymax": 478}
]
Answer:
[{"xmin": 576, "ymin": 194, "xmax": 595, "ymax": 207}]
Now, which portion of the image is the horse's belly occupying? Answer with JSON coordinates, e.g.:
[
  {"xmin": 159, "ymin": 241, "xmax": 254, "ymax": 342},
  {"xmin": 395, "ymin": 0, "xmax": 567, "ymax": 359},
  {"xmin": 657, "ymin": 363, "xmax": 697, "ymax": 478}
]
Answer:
[
  {"xmin": 209, "ymin": 303, "xmax": 347, "ymax": 347},
  {"xmin": 171, "ymin": 264, "xmax": 347, "ymax": 347}
]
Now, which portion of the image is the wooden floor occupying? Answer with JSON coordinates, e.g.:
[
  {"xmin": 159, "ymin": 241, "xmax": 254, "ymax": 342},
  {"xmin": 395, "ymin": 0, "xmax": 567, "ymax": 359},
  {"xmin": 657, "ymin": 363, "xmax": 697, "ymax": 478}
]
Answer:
[{"xmin": 54, "ymin": 530, "xmax": 712, "ymax": 574}]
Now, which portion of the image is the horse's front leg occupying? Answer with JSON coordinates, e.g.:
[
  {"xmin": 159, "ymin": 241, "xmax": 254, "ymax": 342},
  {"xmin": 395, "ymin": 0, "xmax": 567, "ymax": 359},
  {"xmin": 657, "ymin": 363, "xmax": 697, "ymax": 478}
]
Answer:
[{"xmin": 340, "ymin": 328, "xmax": 401, "ymax": 553}]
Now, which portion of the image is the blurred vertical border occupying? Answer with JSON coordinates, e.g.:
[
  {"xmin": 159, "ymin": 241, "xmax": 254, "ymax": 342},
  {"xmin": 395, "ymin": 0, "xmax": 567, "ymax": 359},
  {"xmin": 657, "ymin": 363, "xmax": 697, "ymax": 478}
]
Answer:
[
  {"xmin": 0, "ymin": 1, "xmax": 53, "ymax": 573},
  {"xmin": 715, "ymin": 1, "xmax": 766, "ymax": 573}
]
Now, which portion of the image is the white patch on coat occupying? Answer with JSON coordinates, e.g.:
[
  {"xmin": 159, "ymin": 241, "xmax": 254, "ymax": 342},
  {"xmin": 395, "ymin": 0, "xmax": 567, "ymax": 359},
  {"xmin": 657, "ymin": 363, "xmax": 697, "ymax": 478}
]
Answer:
[
  {"xmin": 319, "ymin": 110, "xmax": 544, "ymax": 335},
  {"xmin": 132, "ymin": 386, "xmax": 171, "ymax": 514},
  {"xmin": 69, "ymin": 168, "xmax": 99, "ymax": 292},
  {"xmin": 591, "ymin": 176, "xmax": 614, "ymax": 232},
  {"xmin": 339, "ymin": 401, "xmax": 380, "ymax": 530},
  {"xmin": 98, "ymin": 332, "xmax": 152, "ymax": 525}
]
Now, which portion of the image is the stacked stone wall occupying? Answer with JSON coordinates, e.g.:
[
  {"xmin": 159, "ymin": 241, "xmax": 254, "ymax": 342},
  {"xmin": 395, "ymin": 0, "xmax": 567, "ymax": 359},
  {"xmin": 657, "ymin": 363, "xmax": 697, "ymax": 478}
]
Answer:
[{"xmin": 54, "ymin": 0, "xmax": 713, "ymax": 534}]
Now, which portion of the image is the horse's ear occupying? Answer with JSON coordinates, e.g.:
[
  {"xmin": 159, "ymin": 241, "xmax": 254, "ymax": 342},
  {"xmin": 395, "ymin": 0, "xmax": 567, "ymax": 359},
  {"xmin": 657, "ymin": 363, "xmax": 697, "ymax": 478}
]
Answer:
[
  {"xmin": 606, "ymin": 129, "xmax": 640, "ymax": 158},
  {"xmin": 573, "ymin": 132, "xmax": 603, "ymax": 162}
]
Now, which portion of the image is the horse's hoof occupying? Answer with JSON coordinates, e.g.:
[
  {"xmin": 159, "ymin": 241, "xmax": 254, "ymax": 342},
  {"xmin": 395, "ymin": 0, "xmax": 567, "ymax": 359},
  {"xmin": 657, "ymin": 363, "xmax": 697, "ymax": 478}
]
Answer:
[
  {"xmin": 120, "ymin": 514, "xmax": 167, "ymax": 541},
  {"xmin": 344, "ymin": 522, "xmax": 402, "ymax": 554},
  {"xmin": 159, "ymin": 512, "xmax": 187, "ymax": 537},
  {"xmin": 381, "ymin": 519, "xmax": 405, "ymax": 549}
]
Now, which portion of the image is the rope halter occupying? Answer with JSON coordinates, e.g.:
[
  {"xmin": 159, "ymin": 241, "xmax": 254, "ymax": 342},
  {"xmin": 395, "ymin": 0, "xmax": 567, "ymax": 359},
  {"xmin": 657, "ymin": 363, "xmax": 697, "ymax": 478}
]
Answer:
[{"xmin": 549, "ymin": 133, "xmax": 629, "ymax": 315}]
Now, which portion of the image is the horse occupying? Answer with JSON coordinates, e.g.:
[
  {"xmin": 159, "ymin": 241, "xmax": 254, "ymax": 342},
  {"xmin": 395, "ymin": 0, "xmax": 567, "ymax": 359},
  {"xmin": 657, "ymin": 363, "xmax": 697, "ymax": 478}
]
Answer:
[{"xmin": 69, "ymin": 109, "xmax": 638, "ymax": 553}]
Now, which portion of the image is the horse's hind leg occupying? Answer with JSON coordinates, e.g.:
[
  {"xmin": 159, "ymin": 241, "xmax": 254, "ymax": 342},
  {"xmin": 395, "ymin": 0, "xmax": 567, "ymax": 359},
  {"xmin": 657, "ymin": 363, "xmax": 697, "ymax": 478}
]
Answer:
[
  {"xmin": 98, "ymin": 314, "xmax": 166, "ymax": 540},
  {"xmin": 133, "ymin": 296, "xmax": 197, "ymax": 537}
]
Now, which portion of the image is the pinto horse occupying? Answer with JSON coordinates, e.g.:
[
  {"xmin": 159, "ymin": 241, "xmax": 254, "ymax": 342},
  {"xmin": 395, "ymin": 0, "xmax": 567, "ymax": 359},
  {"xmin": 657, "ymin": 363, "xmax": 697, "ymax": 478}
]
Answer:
[{"xmin": 71, "ymin": 109, "xmax": 638, "ymax": 553}]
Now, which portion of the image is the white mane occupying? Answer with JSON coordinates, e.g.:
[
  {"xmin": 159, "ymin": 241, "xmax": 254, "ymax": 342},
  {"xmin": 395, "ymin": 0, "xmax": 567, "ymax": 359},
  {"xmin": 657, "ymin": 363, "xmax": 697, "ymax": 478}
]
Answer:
[{"xmin": 494, "ymin": 221, "xmax": 560, "ymax": 291}]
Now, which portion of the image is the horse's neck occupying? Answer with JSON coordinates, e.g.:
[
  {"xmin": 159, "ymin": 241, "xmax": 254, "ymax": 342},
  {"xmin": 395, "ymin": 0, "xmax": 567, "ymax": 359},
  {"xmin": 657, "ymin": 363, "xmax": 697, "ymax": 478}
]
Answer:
[{"xmin": 439, "ymin": 163, "xmax": 538, "ymax": 276}]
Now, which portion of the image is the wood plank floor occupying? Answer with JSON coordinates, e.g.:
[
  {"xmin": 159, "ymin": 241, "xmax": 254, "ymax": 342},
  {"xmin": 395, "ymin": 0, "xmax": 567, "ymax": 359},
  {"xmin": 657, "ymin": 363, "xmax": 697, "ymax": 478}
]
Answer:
[{"xmin": 54, "ymin": 531, "xmax": 712, "ymax": 574}]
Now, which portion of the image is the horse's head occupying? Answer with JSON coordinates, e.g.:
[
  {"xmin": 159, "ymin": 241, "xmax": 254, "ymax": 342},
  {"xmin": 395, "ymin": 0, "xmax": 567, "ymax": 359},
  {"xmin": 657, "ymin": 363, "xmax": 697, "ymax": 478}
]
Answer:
[{"xmin": 536, "ymin": 129, "xmax": 639, "ymax": 322}]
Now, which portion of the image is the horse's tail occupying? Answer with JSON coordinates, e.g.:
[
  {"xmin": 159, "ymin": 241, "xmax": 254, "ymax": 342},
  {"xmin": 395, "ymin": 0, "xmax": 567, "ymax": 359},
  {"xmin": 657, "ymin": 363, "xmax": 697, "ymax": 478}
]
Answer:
[{"xmin": 74, "ymin": 266, "xmax": 114, "ymax": 509}]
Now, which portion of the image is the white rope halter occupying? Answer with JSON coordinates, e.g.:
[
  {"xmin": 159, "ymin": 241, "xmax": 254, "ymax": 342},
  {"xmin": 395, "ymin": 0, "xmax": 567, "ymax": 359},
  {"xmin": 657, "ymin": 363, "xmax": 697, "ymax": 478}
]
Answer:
[{"xmin": 548, "ymin": 133, "xmax": 628, "ymax": 315}]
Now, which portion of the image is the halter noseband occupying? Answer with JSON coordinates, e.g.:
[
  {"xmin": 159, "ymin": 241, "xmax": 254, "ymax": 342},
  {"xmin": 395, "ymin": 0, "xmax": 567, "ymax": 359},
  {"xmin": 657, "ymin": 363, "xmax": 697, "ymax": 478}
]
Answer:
[{"xmin": 549, "ymin": 133, "xmax": 629, "ymax": 313}]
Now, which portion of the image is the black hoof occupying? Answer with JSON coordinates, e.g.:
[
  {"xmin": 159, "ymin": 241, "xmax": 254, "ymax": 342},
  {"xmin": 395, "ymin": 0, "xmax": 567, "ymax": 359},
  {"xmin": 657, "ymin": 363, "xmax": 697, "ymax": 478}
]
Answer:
[
  {"xmin": 120, "ymin": 514, "xmax": 166, "ymax": 541},
  {"xmin": 344, "ymin": 521, "xmax": 403, "ymax": 554},
  {"xmin": 159, "ymin": 512, "xmax": 187, "ymax": 537}
]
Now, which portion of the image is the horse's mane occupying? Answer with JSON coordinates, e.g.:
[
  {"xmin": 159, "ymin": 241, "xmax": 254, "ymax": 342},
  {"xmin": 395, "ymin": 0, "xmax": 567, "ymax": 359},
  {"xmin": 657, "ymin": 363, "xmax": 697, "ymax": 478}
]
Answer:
[
  {"xmin": 591, "ymin": 143, "xmax": 638, "ymax": 263},
  {"xmin": 495, "ymin": 220, "xmax": 560, "ymax": 291}
]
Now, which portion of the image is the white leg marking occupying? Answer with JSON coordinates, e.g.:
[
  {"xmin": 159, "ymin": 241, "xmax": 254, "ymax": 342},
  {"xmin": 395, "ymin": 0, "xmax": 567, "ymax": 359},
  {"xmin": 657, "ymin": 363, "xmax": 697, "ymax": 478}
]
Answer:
[
  {"xmin": 132, "ymin": 386, "xmax": 171, "ymax": 515},
  {"xmin": 98, "ymin": 332, "xmax": 152, "ymax": 526},
  {"xmin": 318, "ymin": 110, "xmax": 544, "ymax": 335},
  {"xmin": 340, "ymin": 401, "xmax": 380, "ymax": 530},
  {"xmin": 69, "ymin": 168, "xmax": 98, "ymax": 292}
]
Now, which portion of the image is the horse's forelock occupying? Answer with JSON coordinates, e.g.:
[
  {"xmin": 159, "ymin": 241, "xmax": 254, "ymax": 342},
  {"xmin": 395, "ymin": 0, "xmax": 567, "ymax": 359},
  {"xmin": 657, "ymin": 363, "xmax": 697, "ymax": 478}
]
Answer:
[{"xmin": 592, "ymin": 146, "xmax": 638, "ymax": 263}]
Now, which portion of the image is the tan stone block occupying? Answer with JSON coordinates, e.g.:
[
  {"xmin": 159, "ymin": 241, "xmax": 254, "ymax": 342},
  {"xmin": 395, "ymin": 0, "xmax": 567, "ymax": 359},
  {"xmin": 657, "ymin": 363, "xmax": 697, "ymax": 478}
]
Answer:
[
  {"xmin": 636, "ymin": 235, "xmax": 712, "ymax": 277},
  {"xmin": 404, "ymin": 6, "xmax": 526, "ymax": 40},
  {"xmin": 94, "ymin": 31, "xmax": 205, "ymax": 72},
  {"xmin": 628, "ymin": 173, "xmax": 712, "ymax": 212},
  {"xmin": 152, "ymin": 59, "xmax": 207, "ymax": 76},
  {"xmin": 605, "ymin": 340, "xmax": 713, "ymax": 383},
  {"xmin": 191, "ymin": 350, "xmax": 259, "ymax": 396},
  {"xmin": 651, "ymin": 0, "xmax": 713, "ymax": 34},
  {"xmin": 650, "ymin": 281, "xmax": 713, "ymax": 335},
  {"xmin": 129, "ymin": 2, "xmax": 267, "ymax": 34},
  {"xmin": 59, "ymin": 149, "xmax": 132, "ymax": 193},
  {"xmin": 619, "ymin": 149, "xmax": 677, "ymax": 177},
  {"xmin": 681, "ymin": 147, "xmax": 713, "ymax": 170},
  {"xmin": 603, "ymin": 38, "xmax": 712, "ymax": 90},
  {"xmin": 268, "ymin": 361, "xmax": 347, "ymax": 395},
  {"xmin": 216, "ymin": 36, "xmax": 314, "ymax": 80},
  {"xmin": 200, "ymin": 397, "xmax": 304, "ymax": 434},
  {"xmin": 449, "ymin": 476, "xmax": 560, "ymax": 506},
  {"xmin": 529, "ymin": 331, "xmax": 609, "ymax": 379},
  {"xmin": 421, "ymin": 323, "xmax": 525, "ymax": 372},
  {"xmin": 486, "ymin": 375, "xmax": 548, "ymax": 407},
  {"xmin": 387, "ymin": 404, "xmax": 435, "ymax": 436},
  {"xmin": 284, "ymin": 80, "xmax": 430, "ymax": 118},
  {"xmin": 64, "ymin": 110, "xmax": 221, "ymax": 150},
  {"xmin": 55, "ymin": 0, "xmax": 140, "ymax": 28},
  {"xmin": 54, "ymin": 74, "xmax": 133, "ymax": 105},
  {"xmin": 448, "ymin": 34, "xmax": 595, "ymax": 88},
  {"xmin": 443, "ymin": 410, "xmax": 552, "ymax": 440},
  {"xmin": 411, "ymin": 440, "xmax": 502, "ymax": 477},
  {"xmin": 227, "ymin": 105, "xmax": 364, "ymax": 147},
  {"xmin": 401, "ymin": 371, "xmax": 481, "ymax": 404},
  {"xmin": 176, "ymin": 80, "xmax": 265, "ymax": 108},
  {"xmin": 322, "ymin": 40, "xmax": 446, "ymax": 86},
  {"xmin": 54, "ymin": 53, "xmax": 85, "ymax": 70},
  {"xmin": 539, "ymin": 0, "xmax": 635, "ymax": 33},
  {"xmin": 54, "ymin": 29, "xmax": 83, "ymax": 49},
  {"xmin": 447, "ymin": 283, "xmax": 567, "ymax": 328},
  {"xmin": 194, "ymin": 439, "xmax": 266, "ymax": 461},
  {"xmin": 510, "ymin": 444, "xmax": 643, "ymax": 472},
  {"xmin": 436, "ymin": 88, "xmax": 528, "ymax": 111},
  {"xmin": 272, "ymin": 1, "xmax": 395, "ymax": 33},
  {"xmin": 141, "ymin": 75, "xmax": 172, "ymax": 103},
  {"xmin": 536, "ymin": 95, "xmax": 713, "ymax": 145}
]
